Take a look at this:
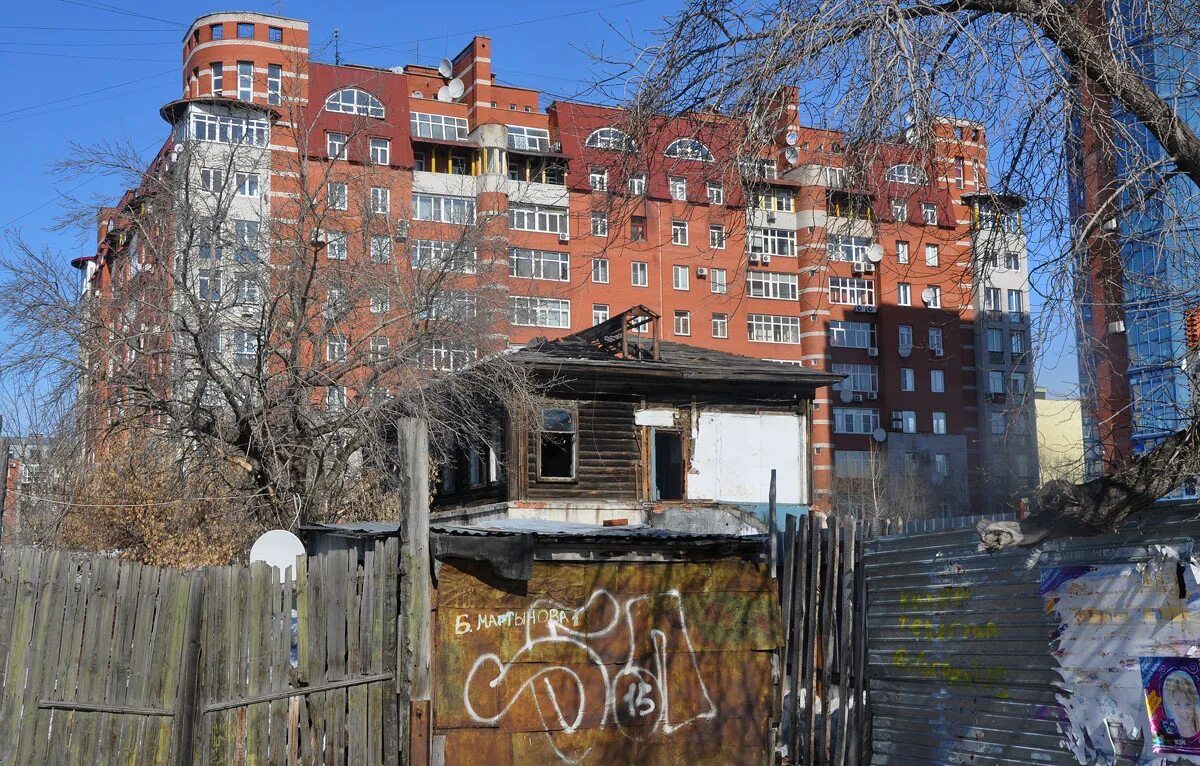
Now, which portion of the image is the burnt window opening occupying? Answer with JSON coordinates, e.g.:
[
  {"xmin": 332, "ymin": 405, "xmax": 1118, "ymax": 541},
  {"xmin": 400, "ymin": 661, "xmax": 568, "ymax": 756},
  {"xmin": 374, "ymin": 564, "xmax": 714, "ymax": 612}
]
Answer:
[
  {"xmin": 654, "ymin": 430, "xmax": 685, "ymax": 500},
  {"xmin": 539, "ymin": 407, "xmax": 576, "ymax": 480}
]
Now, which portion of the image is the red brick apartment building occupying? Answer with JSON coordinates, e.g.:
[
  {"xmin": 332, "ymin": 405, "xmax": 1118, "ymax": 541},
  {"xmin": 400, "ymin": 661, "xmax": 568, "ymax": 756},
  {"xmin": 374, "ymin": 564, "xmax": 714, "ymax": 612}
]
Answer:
[{"xmin": 77, "ymin": 11, "xmax": 1037, "ymax": 516}]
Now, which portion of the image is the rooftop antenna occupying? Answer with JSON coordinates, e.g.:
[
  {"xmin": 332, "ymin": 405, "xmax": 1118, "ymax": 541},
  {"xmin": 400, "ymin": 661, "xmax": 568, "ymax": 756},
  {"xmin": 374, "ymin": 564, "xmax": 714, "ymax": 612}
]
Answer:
[{"xmin": 334, "ymin": 29, "xmax": 341, "ymax": 66}]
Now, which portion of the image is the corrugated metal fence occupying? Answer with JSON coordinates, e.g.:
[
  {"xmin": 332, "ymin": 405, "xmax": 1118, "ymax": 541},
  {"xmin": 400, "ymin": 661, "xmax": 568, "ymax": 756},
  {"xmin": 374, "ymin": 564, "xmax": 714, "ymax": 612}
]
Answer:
[
  {"xmin": 863, "ymin": 515, "xmax": 1074, "ymax": 765},
  {"xmin": 864, "ymin": 507, "xmax": 1200, "ymax": 765}
]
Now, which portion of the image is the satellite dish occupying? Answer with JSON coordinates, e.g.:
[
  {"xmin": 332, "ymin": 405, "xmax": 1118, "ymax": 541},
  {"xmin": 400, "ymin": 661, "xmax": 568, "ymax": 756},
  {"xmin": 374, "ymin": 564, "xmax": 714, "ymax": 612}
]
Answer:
[
  {"xmin": 438, "ymin": 58, "xmax": 453, "ymax": 78},
  {"xmin": 389, "ymin": 65, "xmax": 405, "ymax": 74},
  {"xmin": 898, "ymin": 346, "xmax": 911, "ymax": 359},
  {"xmin": 785, "ymin": 130, "xmax": 799, "ymax": 146},
  {"xmin": 921, "ymin": 287, "xmax": 937, "ymax": 305},
  {"xmin": 447, "ymin": 78, "xmax": 464, "ymax": 99},
  {"xmin": 784, "ymin": 146, "xmax": 799, "ymax": 165},
  {"xmin": 249, "ymin": 529, "xmax": 306, "ymax": 583},
  {"xmin": 872, "ymin": 428, "xmax": 888, "ymax": 443},
  {"xmin": 867, "ymin": 244, "xmax": 884, "ymax": 263},
  {"xmin": 839, "ymin": 387, "xmax": 854, "ymax": 404},
  {"xmin": 436, "ymin": 86, "xmax": 452, "ymax": 103}
]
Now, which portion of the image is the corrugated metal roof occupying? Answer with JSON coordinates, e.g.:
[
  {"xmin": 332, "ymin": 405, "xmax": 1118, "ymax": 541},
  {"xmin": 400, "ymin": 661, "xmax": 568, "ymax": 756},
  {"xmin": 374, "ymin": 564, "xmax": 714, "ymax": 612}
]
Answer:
[
  {"xmin": 300, "ymin": 521, "xmax": 402, "ymax": 538},
  {"xmin": 431, "ymin": 519, "xmax": 768, "ymax": 546}
]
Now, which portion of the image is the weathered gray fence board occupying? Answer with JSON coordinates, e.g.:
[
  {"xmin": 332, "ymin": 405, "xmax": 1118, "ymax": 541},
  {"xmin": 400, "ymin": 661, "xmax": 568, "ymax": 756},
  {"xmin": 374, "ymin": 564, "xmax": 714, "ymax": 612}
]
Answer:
[{"xmin": 0, "ymin": 537, "xmax": 401, "ymax": 766}]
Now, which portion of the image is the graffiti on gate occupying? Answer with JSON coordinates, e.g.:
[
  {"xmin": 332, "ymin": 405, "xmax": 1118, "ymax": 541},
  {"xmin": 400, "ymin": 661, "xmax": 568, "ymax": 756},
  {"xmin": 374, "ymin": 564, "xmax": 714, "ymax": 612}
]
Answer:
[{"xmin": 460, "ymin": 588, "xmax": 718, "ymax": 764}]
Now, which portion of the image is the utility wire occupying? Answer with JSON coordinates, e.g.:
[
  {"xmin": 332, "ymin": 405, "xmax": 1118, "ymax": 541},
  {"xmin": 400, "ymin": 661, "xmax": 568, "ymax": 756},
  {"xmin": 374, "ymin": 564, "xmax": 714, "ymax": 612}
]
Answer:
[
  {"xmin": 57, "ymin": 0, "xmax": 185, "ymax": 28},
  {"xmin": 0, "ymin": 68, "xmax": 174, "ymax": 121},
  {"xmin": 339, "ymin": 0, "xmax": 651, "ymax": 56}
]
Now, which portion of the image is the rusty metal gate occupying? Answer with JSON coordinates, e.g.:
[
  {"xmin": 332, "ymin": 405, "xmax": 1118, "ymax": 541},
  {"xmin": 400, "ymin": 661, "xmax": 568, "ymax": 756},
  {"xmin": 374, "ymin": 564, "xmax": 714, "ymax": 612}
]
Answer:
[{"xmin": 863, "ymin": 516, "xmax": 1073, "ymax": 765}]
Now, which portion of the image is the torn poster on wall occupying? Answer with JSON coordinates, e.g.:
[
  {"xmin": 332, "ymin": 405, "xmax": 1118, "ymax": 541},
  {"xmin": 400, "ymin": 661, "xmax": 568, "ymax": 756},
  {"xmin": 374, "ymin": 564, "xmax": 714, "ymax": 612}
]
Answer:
[
  {"xmin": 1039, "ymin": 547, "xmax": 1200, "ymax": 765},
  {"xmin": 1141, "ymin": 658, "xmax": 1200, "ymax": 755}
]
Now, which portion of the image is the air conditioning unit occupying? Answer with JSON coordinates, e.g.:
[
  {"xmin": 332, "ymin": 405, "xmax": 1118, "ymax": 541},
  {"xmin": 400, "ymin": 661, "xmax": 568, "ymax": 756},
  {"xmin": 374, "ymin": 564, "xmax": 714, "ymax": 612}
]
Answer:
[
  {"xmin": 852, "ymin": 393, "xmax": 865, "ymax": 402},
  {"xmin": 749, "ymin": 253, "xmax": 762, "ymax": 264},
  {"xmin": 558, "ymin": 231, "xmax": 571, "ymax": 243},
  {"xmin": 761, "ymin": 254, "xmax": 772, "ymax": 265},
  {"xmin": 239, "ymin": 307, "xmax": 256, "ymax": 318},
  {"xmin": 857, "ymin": 262, "xmax": 876, "ymax": 273},
  {"xmin": 866, "ymin": 391, "xmax": 878, "ymax": 400},
  {"xmin": 696, "ymin": 267, "xmax": 709, "ymax": 278},
  {"xmin": 766, "ymin": 213, "xmax": 777, "ymax": 223},
  {"xmin": 867, "ymin": 346, "xmax": 879, "ymax": 357},
  {"xmin": 854, "ymin": 304, "xmax": 877, "ymax": 314},
  {"xmin": 891, "ymin": 420, "xmax": 904, "ymax": 431}
]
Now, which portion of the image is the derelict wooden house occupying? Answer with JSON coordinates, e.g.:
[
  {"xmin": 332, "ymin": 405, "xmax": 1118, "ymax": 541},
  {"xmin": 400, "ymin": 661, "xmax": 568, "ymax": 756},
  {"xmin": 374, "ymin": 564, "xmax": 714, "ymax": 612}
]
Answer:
[{"xmin": 432, "ymin": 307, "xmax": 840, "ymax": 531}]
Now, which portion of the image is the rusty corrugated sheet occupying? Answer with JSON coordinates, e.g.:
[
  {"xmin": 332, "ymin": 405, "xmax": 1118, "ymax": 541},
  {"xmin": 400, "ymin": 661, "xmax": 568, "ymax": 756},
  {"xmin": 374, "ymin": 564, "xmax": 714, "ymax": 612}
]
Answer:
[{"xmin": 433, "ymin": 559, "xmax": 779, "ymax": 765}]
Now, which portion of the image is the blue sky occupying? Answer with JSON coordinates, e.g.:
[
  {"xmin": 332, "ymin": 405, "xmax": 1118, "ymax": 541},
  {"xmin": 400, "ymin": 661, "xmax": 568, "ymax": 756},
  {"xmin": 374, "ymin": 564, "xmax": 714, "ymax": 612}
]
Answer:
[{"xmin": 0, "ymin": 0, "xmax": 1079, "ymax": 402}]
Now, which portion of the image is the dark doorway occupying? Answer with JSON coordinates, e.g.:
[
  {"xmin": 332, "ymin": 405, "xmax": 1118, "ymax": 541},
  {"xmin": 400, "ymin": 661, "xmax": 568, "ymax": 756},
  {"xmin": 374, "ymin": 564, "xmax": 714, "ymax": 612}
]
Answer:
[{"xmin": 654, "ymin": 430, "xmax": 684, "ymax": 500}]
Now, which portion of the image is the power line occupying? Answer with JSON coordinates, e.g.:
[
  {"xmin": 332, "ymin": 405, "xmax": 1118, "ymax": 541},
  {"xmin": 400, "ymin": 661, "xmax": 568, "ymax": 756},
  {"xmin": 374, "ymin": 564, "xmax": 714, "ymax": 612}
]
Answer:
[
  {"xmin": 57, "ymin": 0, "xmax": 185, "ymax": 28},
  {"xmin": 339, "ymin": 0, "xmax": 651, "ymax": 57},
  {"xmin": 0, "ymin": 68, "xmax": 175, "ymax": 122},
  {"xmin": 0, "ymin": 48, "xmax": 175, "ymax": 63},
  {"xmin": 0, "ymin": 24, "xmax": 178, "ymax": 32},
  {"xmin": 0, "ymin": 40, "xmax": 175, "ymax": 48}
]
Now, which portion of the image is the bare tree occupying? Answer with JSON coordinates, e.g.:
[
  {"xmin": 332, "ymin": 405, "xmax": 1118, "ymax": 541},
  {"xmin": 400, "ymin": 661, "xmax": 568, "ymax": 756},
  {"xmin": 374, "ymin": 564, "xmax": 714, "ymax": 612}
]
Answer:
[
  {"xmin": 832, "ymin": 441, "xmax": 935, "ymax": 530},
  {"xmin": 0, "ymin": 55, "xmax": 537, "ymax": 543},
  {"xmin": 622, "ymin": 0, "xmax": 1200, "ymax": 547}
]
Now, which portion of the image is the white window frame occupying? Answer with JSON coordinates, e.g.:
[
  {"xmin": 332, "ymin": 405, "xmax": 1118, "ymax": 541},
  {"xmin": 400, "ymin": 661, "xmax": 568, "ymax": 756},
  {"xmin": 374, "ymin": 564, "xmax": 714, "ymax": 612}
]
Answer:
[
  {"xmin": 590, "ymin": 211, "xmax": 608, "ymax": 237},
  {"xmin": 235, "ymin": 172, "xmax": 258, "ymax": 197},
  {"xmin": 237, "ymin": 61, "xmax": 253, "ymax": 101},
  {"xmin": 592, "ymin": 258, "xmax": 609, "ymax": 284},
  {"xmin": 326, "ymin": 232, "xmax": 348, "ymax": 261},
  {"xmin": 710, "ymin": 268, "xmax": 727, "ymax": 294},
  {"xmin": 509, "ymin": 296, "xmax": 570, "ymax": 328},
  {"xmin": 415, "ymin": 194, "xmax": 475, "ymax": 224},
  {"xmin": 628, "ymin": 173, "xmax": 646, "ymax": 195},
  {"xmin": 371, "ymin": 186, "xmax": 390, "ymax": 214},
  {"xmin": 830, "ymin": 320, "xmax": 876, "ymax": 349},
  {"xmin": 509, "ymin": 248, "xmax": 569, "ymax": 281},
  {"xmin": 370, "ymin": 235, "xmax": 391, "ymax": 264},
  {"xmin": 410, "ymin": 113, "xmax": 468, "ymax": 140},
  {"xmin": 899, "ymin": 325, "xmax": 913, "ymax": 351},
  {"xmin": 921, "ymin": 202, "xmax": 938, "ymax": 225},
  {"xmin": 669, "ymin": 176, "xmax": 687, "ymax": 200},
  {"xmin": 707, "ymin": 182, "xmax": 724, "ymax": 204},
  {"xmin": 896, "ymin": 241, "xmax": 909, "ymax": 264},
  {"xmin": 671, "ymin": 220, "xmax": 689, "ymax": 246},
  {"xmin": 926, "ymin": 286, "xmax": 942, "ymax": 308},
  {"xmin": 932, "ymin": 412, "xmax": 947, "ymax": 435},
  {"xmin": 748, "ymin": 313, "xmax": 801, "ymax": 344},
  {"xmin": 828, "ymin": 277, "xmax": 876, "ymax": 306},
  {"xmin": 267, "ymin": 63, "xmax": 281, "ymax": 105},
  {"xmin": 327, "ymin": 88, "xmax": 385, "ymax": 118},
  {"xmin": 929, "ymin": 327, "xmax": 944, "ymax": 355},
  {"xmin": 589, "ymin": 167, "xmax": 608, "ymax": 192},
  {"xmin": 327, "ymin": 132, "xmax": 347, "ymax": 159},
  {"xmin": 369, "ymin": 137, "xmax": 390, "ymax": 165},
  {"xmin": 748, "ymin": 271, "xmax": 799, "ymax": 300},
  {"xmin": 826, "ymin": 234, "xmax": 872, "ymax": 262},
  {"xmin": 709, "ymin": 224, "xmax": 726, "ymax": 249},
  {"xmin": 631, "ymin": 261, "xmax": 649, "ymax": 287},
  {"xmin": 832, "ymin": 363, "xmax": 879, "ymax": 394},
  {"xmin": 370, "ymin": 289, "xmax": 390, "ymax": 314},
  {"xmin": 931, "ymin": 369, "xmax": 945, "ymax": 393},
  {"xmin": 507, "ymin": 203, "xmax": 567, "ymax": 234},
  {"xmin": 593, "ymin": 304, "xmax": 610, "ymax": 325},
  {"xmin": 749, "ymin": 228, "xmax": 796, "ymax": 257},
  {"xmin": 925, "ymin": 244, "xmax": 939, "ymax": 267},
  {"xmin": 833, "ymin": 408, "xmax": 880, "ymax": 435},
  {"xmin": 672, "ymin": 265, "xmax": 690, "ymax": 291},
  {"xmin": 673, "ymin": 310, "xmax": 691, "ymax": 336},
  {"xmin": 900, "ymin": 368, "xmax": 915, "ymax": 392},
  {"xmin": 328, "ymin": 182, "xmax": 348, "ymax": 211},
  {"xmin": 711, "ymin": 312, "xmax": 728, "ymax": 338}
]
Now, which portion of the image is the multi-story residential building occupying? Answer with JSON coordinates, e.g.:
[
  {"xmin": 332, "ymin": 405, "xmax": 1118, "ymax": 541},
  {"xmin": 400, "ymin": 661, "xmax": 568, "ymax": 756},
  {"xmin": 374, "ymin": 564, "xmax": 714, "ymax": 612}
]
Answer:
[
  {"xmin": 966, "ymin": 192, "xmax": 1039, "ymax": 514},
  {"xmin": 77, "ymin": 11, "xmax": 1035, "ymax": 517}
]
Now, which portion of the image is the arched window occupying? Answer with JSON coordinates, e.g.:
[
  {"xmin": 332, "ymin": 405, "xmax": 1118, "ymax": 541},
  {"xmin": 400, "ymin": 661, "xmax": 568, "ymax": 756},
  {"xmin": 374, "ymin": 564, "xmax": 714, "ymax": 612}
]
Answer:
[
  {"xmin": 884, "ymin": 164, "xmax": 927, "ymax": 185},
  {"xmin": 325, "ymin": 88, "xmax": 385, "ymax": 118},
  {"xmin": 584, "ymin": 127, "xmax": 636, "ymax": 152},
  {"xmin": 664, "ymin": 138, "xmax": 714, "ymax": 162}
]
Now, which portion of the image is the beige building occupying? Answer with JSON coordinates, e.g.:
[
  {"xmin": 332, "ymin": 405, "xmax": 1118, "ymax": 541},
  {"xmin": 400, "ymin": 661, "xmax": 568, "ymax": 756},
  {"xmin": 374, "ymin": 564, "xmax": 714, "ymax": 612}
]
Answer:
[{"xmin": 1034, "ymin": 390, "xmax": 1084, "ymax": 484}]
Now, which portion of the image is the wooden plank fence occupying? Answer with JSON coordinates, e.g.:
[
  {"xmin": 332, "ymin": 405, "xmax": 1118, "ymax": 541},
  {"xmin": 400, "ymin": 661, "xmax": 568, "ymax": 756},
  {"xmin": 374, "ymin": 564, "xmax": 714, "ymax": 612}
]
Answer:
[
  {"xmin": 0, "ymin": 538, "xmax": 401, "ymax": 765},
  {"xmin": 778, "ymin": 513, "xmax": 870, "ymax": 765}
]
